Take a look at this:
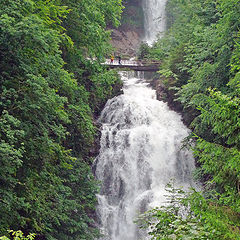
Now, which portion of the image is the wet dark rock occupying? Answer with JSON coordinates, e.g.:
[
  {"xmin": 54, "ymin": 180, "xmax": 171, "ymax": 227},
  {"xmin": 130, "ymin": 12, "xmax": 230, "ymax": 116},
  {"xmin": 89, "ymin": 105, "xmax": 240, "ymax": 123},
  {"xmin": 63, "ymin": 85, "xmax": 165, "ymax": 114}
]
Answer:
[
  {"xmin": 90, "ymin": 82, "xmax": 123, "ymax": 160},
  {"xmin": 89, "ymin": 122, "xmax": 102, "ymax": 159},
  {"xmin": 152, "ymin": 77, "xmax": 197, "ymax": 127}
]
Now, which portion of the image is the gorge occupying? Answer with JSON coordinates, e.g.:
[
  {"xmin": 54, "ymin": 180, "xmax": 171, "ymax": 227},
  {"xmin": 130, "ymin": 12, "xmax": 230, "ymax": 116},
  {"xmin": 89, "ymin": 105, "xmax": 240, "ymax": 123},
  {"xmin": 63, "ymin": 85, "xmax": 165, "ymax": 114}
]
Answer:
[{"xmin": 1, "ymin": 0, "xmax": 240, "ymax": 239}]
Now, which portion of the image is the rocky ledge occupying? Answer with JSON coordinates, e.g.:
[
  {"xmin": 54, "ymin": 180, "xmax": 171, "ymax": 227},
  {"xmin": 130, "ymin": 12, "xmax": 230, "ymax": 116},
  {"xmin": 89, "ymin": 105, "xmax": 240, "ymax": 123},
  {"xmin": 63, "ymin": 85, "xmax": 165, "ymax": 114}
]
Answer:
[
  {"xmin": 153, "ymin": 78, "xmax": 197, "ymax": 127},
  {"xmin": 110, "ymin": 29, "xmax": 142, "ymax": 57}
]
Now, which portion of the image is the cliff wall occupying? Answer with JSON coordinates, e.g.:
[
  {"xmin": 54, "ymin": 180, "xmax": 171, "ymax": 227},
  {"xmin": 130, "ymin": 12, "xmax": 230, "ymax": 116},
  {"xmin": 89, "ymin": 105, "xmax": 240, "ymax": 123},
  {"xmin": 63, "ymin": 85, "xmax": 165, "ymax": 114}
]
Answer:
[{"xmin": 110, "ymin": 0, "xmax": 144, "ymax": 57}]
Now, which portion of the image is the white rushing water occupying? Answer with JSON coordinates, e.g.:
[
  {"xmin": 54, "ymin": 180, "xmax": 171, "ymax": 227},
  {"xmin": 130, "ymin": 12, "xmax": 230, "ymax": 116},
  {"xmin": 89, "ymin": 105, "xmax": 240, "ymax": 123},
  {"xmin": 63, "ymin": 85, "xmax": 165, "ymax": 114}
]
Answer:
[
  {"xmin": 94, "ymin": 1, "xmax": 194, "ymax": 239},
  {"xmin": 94, "ymin": 72, "xmax": 195, "ymax": 240},
  {"xmin": 142, "ymin": 0, "xmax": 168, "ymax": 45}
]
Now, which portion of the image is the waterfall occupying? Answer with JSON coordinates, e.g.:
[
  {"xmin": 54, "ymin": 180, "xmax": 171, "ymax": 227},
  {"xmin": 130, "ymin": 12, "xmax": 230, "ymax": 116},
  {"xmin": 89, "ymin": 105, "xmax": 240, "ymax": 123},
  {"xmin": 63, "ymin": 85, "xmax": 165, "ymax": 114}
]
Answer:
[
  {"xmin": 94, "ymin": 1, "xmax": 195, "ymax": 239},
  {"xmin": 142, "ymin": 0, "xmax": 168, "ymax": 44},
  {"xmin": 94, "ymin": 72, "xmax": 195, "ymax": 240}
]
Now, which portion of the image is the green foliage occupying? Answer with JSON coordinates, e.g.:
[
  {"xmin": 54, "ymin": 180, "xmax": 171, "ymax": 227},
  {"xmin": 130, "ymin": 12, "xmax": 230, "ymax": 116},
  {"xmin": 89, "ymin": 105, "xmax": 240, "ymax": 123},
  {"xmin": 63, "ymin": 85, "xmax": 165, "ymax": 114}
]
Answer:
[
  {"xmin": 0, "ymin": 230, "xmax": 35, "ymax": 240},
  {"xmin": 137, "ymin": 183, "xmax": 240, "ymax": 239},
  {"xmin": 61, "ymin": 0, "xmax": 123, "ymax": 58},
  {"xmin": 0, "ymin": 0, "xmax": 123, "ymax": 239},
  {"xmin": 89, "ymin": 70, "xmax": 122, "ymax": 113},
  {"xmin": 120, "ymin": 0, "xmax": 144, "ymax": 31},
  {"xmin": 137, "ymin": 42, "xmax": 151, "ymax": 60}
]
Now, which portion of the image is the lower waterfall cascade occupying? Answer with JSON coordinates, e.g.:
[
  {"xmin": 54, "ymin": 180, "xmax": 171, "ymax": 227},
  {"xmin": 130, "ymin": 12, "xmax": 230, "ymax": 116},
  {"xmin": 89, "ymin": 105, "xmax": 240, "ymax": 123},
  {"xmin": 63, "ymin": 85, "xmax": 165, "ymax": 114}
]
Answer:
[{"xmin": 94, "ymin": 72, "xmax": 196, "ymax": 240}]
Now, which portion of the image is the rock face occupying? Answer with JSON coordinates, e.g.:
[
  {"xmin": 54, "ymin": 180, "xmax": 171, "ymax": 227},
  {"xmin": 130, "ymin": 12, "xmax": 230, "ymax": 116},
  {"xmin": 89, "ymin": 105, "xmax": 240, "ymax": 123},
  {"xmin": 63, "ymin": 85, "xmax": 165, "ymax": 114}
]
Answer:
[
  {"xmin": 110, "ymin": 29, "xmax": 142, "ymax": 57},
  {"xmin": 110, "ymin": 0, "xmax": 144, "ymax": 57},
  {"xmin": 153, "ymin": 78, "xmax": 197, "ymax": 127}
]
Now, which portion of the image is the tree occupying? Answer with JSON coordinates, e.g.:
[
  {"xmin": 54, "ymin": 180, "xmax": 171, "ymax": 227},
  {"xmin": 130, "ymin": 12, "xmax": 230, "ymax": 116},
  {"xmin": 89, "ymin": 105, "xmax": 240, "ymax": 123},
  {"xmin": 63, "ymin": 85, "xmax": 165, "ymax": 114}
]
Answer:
[{"xmin": 0, "ymin": 0, "xmax": 123, "ymax": 238}]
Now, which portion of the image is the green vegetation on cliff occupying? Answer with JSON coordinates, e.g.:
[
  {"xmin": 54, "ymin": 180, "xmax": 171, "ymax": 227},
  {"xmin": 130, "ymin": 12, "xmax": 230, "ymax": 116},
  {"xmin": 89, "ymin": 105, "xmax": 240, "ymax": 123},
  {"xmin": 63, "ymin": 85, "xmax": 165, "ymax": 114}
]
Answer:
[
  {"xmin": 120, "ymin": 0, "xmax": 144, "ymax": 33},
  {"xmin": 0, "ymin": 0, "xmax": 123, "ymax": 239},
  {"xmin": 140, "ymin": 0, "xmax": 240, "ymax": 238}
]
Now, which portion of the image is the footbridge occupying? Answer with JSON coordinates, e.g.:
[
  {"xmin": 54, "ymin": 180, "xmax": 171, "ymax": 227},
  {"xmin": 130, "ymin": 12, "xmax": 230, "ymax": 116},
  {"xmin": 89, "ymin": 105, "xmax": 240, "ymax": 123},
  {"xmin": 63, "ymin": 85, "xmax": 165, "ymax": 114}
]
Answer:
[{"xmin": 105, "ymin": 59, "xmax": 161, "ymax": 72}]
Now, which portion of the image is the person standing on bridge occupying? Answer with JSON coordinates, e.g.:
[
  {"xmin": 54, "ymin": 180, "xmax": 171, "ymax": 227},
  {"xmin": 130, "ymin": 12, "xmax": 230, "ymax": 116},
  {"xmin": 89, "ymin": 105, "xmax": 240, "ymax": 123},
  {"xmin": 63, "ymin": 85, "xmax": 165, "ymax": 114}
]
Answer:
[
  {"xmin": 110, "ymin": 56, "xmax": 114, "ymax": 64},
  {"xmin": 118, "ymin": 56, "xmax": 121, "ymax": 65}
]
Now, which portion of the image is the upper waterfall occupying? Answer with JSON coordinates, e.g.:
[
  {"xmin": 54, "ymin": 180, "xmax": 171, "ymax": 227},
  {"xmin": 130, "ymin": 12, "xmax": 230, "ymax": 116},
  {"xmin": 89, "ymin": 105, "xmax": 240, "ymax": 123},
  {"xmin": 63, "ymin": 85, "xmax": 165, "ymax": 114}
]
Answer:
[{"xmin": 142, "ymin": 0, "xmax": 168, "ymax": 45}]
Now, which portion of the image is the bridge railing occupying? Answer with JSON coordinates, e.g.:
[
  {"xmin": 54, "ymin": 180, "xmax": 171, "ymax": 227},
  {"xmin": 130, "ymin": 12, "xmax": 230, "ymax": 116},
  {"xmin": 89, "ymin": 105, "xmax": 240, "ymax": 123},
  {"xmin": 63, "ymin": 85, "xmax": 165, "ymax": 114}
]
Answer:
[{"xmin": 105, "ymin": 59, "xmax": 161, "ymax": 66}]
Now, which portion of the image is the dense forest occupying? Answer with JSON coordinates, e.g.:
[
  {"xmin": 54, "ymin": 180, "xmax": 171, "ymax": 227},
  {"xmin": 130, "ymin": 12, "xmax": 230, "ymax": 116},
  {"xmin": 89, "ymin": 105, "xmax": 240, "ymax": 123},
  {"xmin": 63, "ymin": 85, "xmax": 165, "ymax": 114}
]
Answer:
[
  {"xmin": 0, "ymin": 0, "xmax": 123, "ymax": 239},
  {"xmin": 1, "ymin": 0, "xmax": 240, "ymax": 239},
  {"xmin": 138, "ymin": 0, "xmax": 240, "ymax": 239}
]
